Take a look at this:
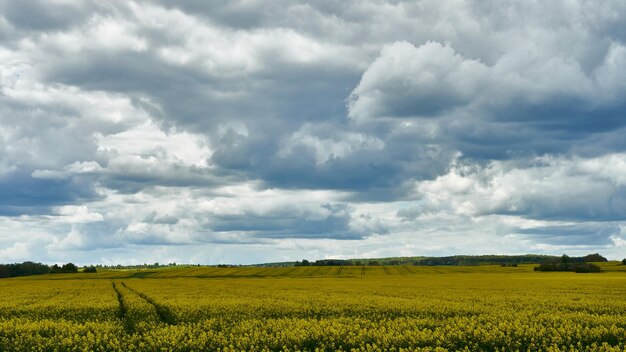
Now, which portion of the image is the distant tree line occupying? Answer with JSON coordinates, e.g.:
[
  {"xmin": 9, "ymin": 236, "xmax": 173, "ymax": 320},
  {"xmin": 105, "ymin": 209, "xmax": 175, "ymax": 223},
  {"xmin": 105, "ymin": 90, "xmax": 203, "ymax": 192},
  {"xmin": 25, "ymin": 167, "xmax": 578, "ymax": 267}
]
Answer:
[
  {"xmin": 50, "ymin": 263, "xmax": 79, "ymax": 274},
  {"xmin": 295, "ymin": 259, "xmax": 348, "ymax": 266},
  {"xmin": 0, "ymin": 261, "xmax": 97, "ymax": 278},
  {"xmin": 533, "ymin": 255, "xmax": 602, "ymax": 273},
  {"xmin": 292, "ymin": 253, "xmax": 608, "ymax": 267},
  {"xmin": 94, "ymin": 262, "xmax": 197, "ymax": 269},
  {"xmin": 0, "ymin": 261, "xmax": 50, "ymax": 278}
]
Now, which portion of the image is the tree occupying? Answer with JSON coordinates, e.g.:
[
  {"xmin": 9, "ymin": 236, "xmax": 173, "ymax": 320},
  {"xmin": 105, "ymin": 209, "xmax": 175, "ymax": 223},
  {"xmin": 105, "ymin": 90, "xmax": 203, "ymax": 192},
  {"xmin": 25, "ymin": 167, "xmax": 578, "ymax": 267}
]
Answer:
[
  {"xmin": 61, "ymin": 263, "xmax": 78, "ymax": 273},
  {"xmin": 583, "ymin": 253, "xmax": 608, "ymax": 262},
  {"xmin": 0, "ymin": 266, "xmax": 10, "ymax": 278},
  {"xmin": 1, "ymin": 262, "xmax": 50, "ymax": 277},
  {"xmin": 83, "ymin": 265, "xmax": 97, "ymax": 273},
  {"xmin": 534, "ymin": 262, "xmax": 601, "ymax": 273},
  {"xmin": 50, "ymin": 264, "xmax": 62, "ymax": 273},
  {"xmin": 294, "ymin": 259, "xmax": 311, "ymax": 267}
]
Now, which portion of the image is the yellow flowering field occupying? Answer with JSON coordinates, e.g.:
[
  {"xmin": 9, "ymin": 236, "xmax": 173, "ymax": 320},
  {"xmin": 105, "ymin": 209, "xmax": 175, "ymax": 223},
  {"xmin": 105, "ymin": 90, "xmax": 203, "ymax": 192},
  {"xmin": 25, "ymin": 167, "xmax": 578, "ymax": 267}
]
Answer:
[{"xmin": 1, "ymin": 263, "xmax": 626, "ymax": 351}]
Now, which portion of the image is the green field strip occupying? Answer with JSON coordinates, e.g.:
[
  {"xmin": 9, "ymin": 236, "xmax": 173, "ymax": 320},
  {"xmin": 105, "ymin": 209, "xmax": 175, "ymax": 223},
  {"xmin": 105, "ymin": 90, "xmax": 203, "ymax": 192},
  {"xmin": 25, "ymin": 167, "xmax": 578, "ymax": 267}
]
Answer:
[
  {"xmin": 230, "ymin": 267, "xmax": 263, "ymax": 277},
  {"xmin": 195, "ymin": 267, "xmax": 242, "ymax": 277},
  {"xmin": 339, "ymin": 266, "xmax": 362, "ymax": 276},
  {"xmin": 315, "ymin": 266, "xmax": 337, "ymax": 276},
  {"xmin": 242, "ymin": 266, "xmax": 276, "ymax": 276},
  {"xmin": 194, "ymin": 267, "xmax": 228, "ymax": 277},
  {"xmin": 372, "ymin": 266, "xmax": 385, "ymax": 275},
  {"xmin": 126, "ymin": 271, "xmax": 158, "ymax": 279},
  {"xmin": 184, "ymin": 267, "xmax": 217, "ymax": 277},
  {"xmin": 261, "ymin": 267, "xmax": 291, "ymax": 276},
  {"xmin": 401, "ymin": 265, "xmax": 416, "ymax": 275},
  {"xmin": 290, "ymin": 266, "xmax": 314, "ymax": 277},
  {"xmin": 212, "ymin": 267, "xmax": 240, "ymax": 277},
  {"xmin": 360, "ymin": 266, "xmax": 373, "ymax": 275},
  {"xmin": 227, "ymin": 267, "xmax": 267, "ymax": 277},
  {"xmin": 387, "ymin": 265, "xmax": 407, "ymax": 275},
  {"xmin": 306, "ymin": 266, "xmax": 324, "ymax": 277},
  {"xmin": 276, "ymin": 266, "xmax": 299, "ymax": 277}
]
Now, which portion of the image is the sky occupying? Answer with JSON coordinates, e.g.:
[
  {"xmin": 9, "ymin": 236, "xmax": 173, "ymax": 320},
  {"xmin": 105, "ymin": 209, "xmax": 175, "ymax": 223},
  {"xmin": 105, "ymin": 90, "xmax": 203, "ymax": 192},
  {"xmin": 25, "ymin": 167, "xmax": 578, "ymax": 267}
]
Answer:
[{"xmin": 1, "ymin": 0, "xmax": 626, "ymax": 265}]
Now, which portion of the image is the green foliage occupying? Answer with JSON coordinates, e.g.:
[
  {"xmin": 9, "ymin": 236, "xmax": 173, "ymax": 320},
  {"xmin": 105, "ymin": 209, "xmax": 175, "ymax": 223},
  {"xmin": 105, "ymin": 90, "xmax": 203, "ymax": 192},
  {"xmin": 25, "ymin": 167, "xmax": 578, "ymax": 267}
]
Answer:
[
  {"xmin": 289, "ymin": 253, "xmax": 609, "ymax": 267},
  {"xmin": 294, "ymin": 259, "xmax": 311, "ymax": 266},
  {"xmin": 584, "ymin": 253, "xmax": 608, "ymax": 262},
  {"xmin": 61, "ymin": 263, "xmax": 78, "ymax": 273},
  {"xmin": 83, "ymin": 266, "xmax": 97, "ymax": 273},
  {"xmin": 0, "ymin": 262, "xmax": 50, "ymax": 278},
  {"xmin": 533, "ymin": 262, "xmax": 602, "ymax": 273},
  {"xmin": 0, "ymin": 262, "xmax": 83, "ymax": 278},
  {"xmin": 50, "ymin": 263, "xmax": 79, "ymax": 274}
]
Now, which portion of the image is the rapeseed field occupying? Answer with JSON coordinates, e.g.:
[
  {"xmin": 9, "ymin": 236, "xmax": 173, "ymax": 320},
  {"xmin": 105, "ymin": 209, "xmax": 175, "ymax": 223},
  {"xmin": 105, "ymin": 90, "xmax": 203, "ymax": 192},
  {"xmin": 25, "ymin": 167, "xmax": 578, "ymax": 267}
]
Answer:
[{"xmin": 1, "ymin": 264, "xmax": 625, "ymax": 351}]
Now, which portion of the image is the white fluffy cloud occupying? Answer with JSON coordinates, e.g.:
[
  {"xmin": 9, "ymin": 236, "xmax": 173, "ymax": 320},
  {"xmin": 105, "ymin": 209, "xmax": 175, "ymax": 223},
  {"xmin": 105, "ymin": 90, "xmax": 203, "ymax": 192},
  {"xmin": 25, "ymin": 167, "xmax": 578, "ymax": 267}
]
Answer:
[
  {"xmin": 279, "ymin": 124, "xmax": 384, "ymax": 166},
  {"xmin": 349, "ymin": 41, "xmax": 489, "ymax": 119},
  {"xmin": 415, "ymin": 154, "xmax": 626, "ymax": 220},
  {"xmin": 348, "ymin": 40, "xmax": 626, "ymax": 121}
]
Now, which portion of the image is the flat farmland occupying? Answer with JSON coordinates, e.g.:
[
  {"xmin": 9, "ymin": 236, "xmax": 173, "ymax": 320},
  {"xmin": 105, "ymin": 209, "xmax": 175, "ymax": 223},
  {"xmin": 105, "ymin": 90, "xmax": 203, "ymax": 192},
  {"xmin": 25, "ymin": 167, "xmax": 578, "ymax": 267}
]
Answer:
[{"xmin": 1, "ymin": 264, "xmax": 626, "ymax": 351}]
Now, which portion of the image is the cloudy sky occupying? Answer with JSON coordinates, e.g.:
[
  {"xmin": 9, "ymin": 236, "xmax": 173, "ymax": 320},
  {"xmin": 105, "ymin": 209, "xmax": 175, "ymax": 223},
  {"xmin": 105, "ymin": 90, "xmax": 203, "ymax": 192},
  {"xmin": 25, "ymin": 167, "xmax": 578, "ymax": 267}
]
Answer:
[{"xmin": 1, "ymin": 0, "xmax": 626, "ymax": 265}]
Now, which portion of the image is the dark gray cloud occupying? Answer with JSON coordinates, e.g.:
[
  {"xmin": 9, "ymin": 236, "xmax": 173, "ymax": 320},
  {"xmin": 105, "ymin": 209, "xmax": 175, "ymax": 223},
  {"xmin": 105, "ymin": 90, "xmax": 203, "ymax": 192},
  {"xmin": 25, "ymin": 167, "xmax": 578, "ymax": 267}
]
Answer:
[
  {"xmin": 0, "ymin": 171, "xmax": 99, "ymax": 216},
  {"xmin": 0, "ymin": 0, "xmax": 97, "ymax": 31},
  {"xmin": 516, "ymin": 224, "xmax": 621, "ymax": 246},
  {"xmin": 207, "ymin": 203, "xmax": 361, "ymax": 239}
]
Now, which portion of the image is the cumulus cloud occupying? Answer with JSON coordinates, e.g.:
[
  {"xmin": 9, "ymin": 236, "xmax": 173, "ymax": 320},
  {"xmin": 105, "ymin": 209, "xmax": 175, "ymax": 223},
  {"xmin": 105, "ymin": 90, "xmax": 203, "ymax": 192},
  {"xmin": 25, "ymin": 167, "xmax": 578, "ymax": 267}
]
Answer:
[
  {"xmin": 349, "ymin": 41, "xmax": 489, "ymax": 119},
  {"xmin": 349, "ymin": 40, "xmax": 626, "ymax": 128},
  {"xmin": 54, "ymin": 205, "xmax": 104, "ymax": 224},
  {"xmin": 279, "ymin": 123, "xmax": 385, "ymax": 166},
  {"xmin": 416, "ymin": 154, "xmax": 626, "ymax": 221}
]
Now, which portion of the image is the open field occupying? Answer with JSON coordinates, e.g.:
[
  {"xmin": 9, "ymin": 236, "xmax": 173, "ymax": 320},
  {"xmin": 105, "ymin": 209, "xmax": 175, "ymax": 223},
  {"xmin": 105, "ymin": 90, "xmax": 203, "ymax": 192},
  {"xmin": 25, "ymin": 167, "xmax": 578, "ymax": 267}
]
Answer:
[{"xmin": 2, "ymin": 263, "xmax": 626, "ymax": 351}]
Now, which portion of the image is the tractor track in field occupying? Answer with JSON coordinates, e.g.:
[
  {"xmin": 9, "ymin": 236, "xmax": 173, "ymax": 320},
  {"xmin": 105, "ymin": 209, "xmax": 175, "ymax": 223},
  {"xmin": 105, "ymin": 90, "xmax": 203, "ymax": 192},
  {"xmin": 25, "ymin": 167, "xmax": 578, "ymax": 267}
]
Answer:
[
  {"xmin": 121, "ymin": 282, "xmax": 177, "ymax": 325},
  {"xmin": 111, "ymin": 281, "xmax": 134, "ymax": 333},
  {"xmin": 307, "ymin": 266, "xmax": 323, "ymax": 277},
  {"xmin": 403, "ymin": 265, "xmax": 416, "ymax": 274},
  {"xmin": 111, "ymin": 281, "xmax": 127, "ymax": 319},
  {"xmin": 278, "ymin": 266, "xmax": 299, "ymax": 277}
]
